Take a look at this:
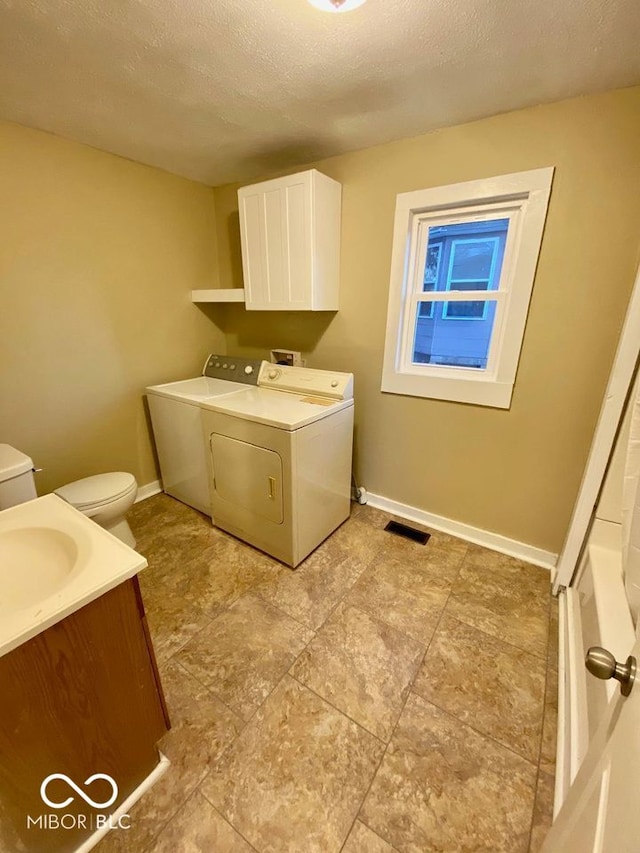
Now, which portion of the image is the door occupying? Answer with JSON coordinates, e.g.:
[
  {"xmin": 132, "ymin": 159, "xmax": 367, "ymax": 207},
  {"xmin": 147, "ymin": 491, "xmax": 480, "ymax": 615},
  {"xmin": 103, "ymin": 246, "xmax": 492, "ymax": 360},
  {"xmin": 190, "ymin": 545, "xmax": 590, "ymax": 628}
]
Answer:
[
  {"xmin": 238, "ymin": 173, "xmax": 312, "ymax": 310},
  {"xmin": 210, "ymin": 433, "xmax": 284, "ymax": 524},
  {"xmin": 543, "ymin": 632, "xmax": 640, "ymax": 852},
  {"xmin": 554, "ymin": 262, "xmax": 640, "ymax": 594}
]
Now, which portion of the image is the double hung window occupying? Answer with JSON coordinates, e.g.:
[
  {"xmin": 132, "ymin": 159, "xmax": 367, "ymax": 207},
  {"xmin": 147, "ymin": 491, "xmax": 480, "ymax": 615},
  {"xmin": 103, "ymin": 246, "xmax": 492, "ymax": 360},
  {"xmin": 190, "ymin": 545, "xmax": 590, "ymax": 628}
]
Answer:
[{"xmin": 381, "ymin": 169, "xmax": 554, "ymax": 408}]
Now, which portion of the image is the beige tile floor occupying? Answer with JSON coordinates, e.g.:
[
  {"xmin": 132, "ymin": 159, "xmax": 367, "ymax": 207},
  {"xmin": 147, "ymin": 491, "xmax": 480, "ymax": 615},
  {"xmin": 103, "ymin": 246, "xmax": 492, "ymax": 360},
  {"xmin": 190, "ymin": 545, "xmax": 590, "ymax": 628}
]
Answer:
[{"xmin": 98, "ymin": 495, "xmax": 557, "ymax": 853}]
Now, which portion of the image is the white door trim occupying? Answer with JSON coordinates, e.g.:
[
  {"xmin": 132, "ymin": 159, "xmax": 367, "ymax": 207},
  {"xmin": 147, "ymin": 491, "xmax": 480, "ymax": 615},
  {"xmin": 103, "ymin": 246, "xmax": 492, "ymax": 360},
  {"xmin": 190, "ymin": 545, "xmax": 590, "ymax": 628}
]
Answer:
[{"xmin": 554, "ymin": 262, "xmax": 640, "ymax": 594}]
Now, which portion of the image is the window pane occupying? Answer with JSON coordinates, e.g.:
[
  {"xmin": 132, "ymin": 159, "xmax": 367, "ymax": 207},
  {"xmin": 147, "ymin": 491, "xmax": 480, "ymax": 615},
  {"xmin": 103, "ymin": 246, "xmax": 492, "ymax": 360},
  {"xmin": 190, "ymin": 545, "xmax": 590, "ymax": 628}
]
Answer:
[
  {"xmin": 423, "ymin": 242, "xmax": 442, "ymax": 292},
  {"xmin": 422, "ymin": 218, "xmax": 509, "ymax": 294},
  {"xmin": 451, "ymin": 240, "xmax": 495, "ymax": 280},
  {"xmin": 444, "ymin": 300, "xmax": 486, "ymax": 319},
  {"xmin": 412, "ymin": 300, "xmax": 497, "ymax": 369}
]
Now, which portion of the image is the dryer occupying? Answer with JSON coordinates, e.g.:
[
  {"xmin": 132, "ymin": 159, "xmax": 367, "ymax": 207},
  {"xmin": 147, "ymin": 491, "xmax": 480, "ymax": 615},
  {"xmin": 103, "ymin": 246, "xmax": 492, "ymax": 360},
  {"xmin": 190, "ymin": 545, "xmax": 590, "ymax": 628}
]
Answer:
[{"xmin": 200, "ymin": 363, "xmax": 354, "ymax": 567}]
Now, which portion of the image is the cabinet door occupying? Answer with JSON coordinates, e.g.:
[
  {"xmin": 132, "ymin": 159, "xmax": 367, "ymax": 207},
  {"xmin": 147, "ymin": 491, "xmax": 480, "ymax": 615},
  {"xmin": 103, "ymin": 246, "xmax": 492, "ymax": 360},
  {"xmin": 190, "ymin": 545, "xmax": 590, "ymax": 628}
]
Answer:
[
  {"xmin": 239, "ymin": 174, "xmax": 312, "ymax": 310},
  {"xmin": 210, "ymin": 433, "xmax": 284, "ymax": 523},
  {"xmin": 0, "ymin": 580, "xmax": 168, "ymax": 853}
]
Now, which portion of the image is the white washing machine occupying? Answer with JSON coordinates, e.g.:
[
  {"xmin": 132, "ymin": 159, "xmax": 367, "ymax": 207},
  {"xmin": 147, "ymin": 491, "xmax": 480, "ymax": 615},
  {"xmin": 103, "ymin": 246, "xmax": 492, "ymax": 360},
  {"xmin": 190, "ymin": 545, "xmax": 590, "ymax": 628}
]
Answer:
[
  {"xmin": 146, "ymin": 355, "xmax": 263, "ymax": 513},
  {"xmin": 200, "ymin": 362, "xmax": 354, "ymax": 567}
]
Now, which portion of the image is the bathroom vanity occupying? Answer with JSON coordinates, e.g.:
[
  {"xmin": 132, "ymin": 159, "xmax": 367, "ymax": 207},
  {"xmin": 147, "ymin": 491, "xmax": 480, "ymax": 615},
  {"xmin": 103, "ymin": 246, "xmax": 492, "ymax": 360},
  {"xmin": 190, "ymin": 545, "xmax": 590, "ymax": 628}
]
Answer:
[{"xmin": 0, "ymin": 495, "xmax": 169, "ymax": 852}]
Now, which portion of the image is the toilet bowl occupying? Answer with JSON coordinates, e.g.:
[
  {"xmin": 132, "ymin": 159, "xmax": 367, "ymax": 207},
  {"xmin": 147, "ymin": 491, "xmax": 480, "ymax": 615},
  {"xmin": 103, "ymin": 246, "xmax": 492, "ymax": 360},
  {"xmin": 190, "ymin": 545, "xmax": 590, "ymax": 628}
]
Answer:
[
  {"xmin": 0, "ymin": 445, "xmax": 138, "ymax": 548},
  {"xmin": 54, "ymin": 472, "xmax": 138, "ymax": 548}
]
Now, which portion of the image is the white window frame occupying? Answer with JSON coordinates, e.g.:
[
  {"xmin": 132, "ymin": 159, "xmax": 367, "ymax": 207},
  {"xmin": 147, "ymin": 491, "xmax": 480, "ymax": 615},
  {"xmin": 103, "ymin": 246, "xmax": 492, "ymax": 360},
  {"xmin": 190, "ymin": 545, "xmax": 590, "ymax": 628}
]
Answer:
[{"xmin": 381, "ymin": 168, "xmax": 554, "ymax": 409}]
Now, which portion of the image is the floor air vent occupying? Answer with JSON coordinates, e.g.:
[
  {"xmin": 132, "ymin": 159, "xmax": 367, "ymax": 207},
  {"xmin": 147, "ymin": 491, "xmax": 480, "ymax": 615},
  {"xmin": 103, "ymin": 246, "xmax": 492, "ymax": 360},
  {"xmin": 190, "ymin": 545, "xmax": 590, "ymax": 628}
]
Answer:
[{"xmin": 384, "ymin": 520, "xmax": 430, "ymax": 545}]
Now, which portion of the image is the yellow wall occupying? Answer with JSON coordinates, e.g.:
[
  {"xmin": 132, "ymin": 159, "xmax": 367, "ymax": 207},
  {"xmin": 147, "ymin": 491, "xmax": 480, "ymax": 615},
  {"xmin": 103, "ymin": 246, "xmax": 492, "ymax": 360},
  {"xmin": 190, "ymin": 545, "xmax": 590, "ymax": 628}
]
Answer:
[
  {"xmin": 0, "ymin": 121, "xmax": 224, "ymax": 494},
  {"xmin": 212, "ymin": 87, "xmax": 640, "ymax": 553}
]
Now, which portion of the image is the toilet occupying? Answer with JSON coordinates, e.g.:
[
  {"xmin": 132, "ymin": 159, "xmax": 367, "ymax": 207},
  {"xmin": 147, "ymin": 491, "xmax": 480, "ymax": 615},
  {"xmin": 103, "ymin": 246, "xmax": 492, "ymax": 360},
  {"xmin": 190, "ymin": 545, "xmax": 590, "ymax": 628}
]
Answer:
[{"xmin": 0, "ymin": 444, "xmax": 138, "ymax": 548}]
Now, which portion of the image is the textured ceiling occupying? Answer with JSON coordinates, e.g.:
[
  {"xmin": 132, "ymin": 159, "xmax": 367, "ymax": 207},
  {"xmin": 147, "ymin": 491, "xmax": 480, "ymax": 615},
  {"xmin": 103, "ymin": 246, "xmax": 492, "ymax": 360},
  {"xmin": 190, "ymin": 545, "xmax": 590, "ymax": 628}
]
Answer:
[{"xmin": 0, "ymin": 0, "xmax": 639, "ymax": 186}]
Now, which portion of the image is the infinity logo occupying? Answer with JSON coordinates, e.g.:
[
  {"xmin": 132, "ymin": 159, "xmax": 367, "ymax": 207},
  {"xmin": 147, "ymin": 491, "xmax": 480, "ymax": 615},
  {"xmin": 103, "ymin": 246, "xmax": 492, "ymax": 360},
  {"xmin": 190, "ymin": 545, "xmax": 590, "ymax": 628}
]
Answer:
[{"xmin": 40, "ymin": 774, "xmax": 119, "ymax": 810}]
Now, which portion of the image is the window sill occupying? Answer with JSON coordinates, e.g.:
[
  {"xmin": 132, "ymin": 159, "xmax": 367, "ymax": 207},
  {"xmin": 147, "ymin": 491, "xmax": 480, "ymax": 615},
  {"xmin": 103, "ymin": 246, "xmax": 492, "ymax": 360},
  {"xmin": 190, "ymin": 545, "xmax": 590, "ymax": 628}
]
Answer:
[{"xmin": 381, "ymin": 371, "xmax": 514, "ymax": 408}]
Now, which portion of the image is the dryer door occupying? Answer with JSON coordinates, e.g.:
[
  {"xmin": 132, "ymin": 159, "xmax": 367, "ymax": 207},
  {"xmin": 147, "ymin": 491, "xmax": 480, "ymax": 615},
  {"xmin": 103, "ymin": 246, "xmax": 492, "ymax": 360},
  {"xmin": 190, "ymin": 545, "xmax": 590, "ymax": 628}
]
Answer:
[{"xmin": 210, "ymin": 434, "xmax": 284, "ymax": 524}]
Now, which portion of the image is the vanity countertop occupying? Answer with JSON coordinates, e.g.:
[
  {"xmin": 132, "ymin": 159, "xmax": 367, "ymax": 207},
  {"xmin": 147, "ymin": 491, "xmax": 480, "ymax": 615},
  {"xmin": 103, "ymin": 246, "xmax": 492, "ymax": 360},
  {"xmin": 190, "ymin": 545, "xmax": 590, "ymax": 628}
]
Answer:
[{"xmin": 0, "ymin": 493, "xmax": 147, "ymax": 657}]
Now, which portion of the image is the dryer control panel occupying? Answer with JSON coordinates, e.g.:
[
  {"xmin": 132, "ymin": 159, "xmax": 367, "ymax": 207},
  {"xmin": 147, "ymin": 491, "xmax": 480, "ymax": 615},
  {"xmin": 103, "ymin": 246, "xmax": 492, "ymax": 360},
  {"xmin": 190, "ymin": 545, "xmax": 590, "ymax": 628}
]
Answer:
[
  {"xmin": 203, "ymin": 355, "xmax": 265, "ymax": 385},
  {"xmin": 258, "ymin": 363, "xmax": 354, "ymax": 401}
]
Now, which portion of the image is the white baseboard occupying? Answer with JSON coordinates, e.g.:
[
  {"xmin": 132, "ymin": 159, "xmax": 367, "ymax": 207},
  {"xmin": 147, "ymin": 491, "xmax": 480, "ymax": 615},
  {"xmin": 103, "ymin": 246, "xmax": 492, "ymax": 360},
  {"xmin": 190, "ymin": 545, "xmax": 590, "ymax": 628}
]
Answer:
[
  {"xmin": 135, "ymin": 480, "xmax": 162, "ymax": 503},
  {"xmin": 75, "ymin": 752, "xmax": 170, "ymax": 852},
  {"xmin": 366, "ymin": 491, "xmax": 558, "ymax": 571},
  {"xmin": 555, "ymin": 588, "xmax": 569, "ymax": 817}
]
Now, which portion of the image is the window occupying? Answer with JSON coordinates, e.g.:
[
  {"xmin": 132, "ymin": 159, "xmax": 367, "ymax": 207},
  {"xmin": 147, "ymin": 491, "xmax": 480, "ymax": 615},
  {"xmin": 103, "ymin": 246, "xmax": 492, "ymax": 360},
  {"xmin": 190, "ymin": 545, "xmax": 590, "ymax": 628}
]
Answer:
[{"xmin": 381, "ymin": 168, "xmax": 554, "ymax": 408}]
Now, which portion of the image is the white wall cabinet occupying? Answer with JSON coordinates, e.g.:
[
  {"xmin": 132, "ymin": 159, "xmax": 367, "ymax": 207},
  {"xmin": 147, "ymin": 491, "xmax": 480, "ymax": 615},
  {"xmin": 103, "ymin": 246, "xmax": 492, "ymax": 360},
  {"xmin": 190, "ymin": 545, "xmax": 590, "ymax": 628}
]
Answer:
[{"xmin": 238, "ymin": 169, "xmax": 341, "ymax": 311}]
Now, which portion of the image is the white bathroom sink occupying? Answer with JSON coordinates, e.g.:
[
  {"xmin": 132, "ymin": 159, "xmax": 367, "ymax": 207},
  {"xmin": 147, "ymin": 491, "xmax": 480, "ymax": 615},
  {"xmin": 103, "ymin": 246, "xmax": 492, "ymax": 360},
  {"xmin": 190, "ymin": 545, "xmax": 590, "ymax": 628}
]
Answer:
[
  {"xmin": 0, "ymin": 527, "xmax": 79, "ymax": 613},
  {"xmin": 0, "ymin": 494, "xmax": 147, "ymax": 657}
]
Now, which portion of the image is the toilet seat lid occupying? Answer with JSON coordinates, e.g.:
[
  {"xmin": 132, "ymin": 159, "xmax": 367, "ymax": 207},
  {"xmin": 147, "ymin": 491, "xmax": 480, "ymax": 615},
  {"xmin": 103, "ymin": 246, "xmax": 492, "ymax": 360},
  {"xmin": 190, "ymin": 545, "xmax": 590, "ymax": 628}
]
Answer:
[{"xmin": 55, "ymin": 472, "xmax": 137, "ymax": 510}]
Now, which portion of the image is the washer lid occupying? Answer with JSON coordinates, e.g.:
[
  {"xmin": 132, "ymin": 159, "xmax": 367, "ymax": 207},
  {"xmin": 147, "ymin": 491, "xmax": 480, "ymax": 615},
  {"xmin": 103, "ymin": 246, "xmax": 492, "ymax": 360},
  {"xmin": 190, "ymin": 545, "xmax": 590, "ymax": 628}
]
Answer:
[
  {"xmin": 0, "ymin": 444, "xmax": 34, "ymax": 482},
  {"xmin": 55, "ymin": 472, "xmax": 136, "ymax": 509},
  {"xmin": 145, "ymin": 375, "xmax": 249, "ymax": 404}
]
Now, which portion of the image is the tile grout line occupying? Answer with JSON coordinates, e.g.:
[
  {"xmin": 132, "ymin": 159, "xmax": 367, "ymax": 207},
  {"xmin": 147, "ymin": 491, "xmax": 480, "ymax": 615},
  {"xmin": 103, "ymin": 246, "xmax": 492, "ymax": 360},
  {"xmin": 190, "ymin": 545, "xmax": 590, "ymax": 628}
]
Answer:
[
  {"xmin": 287, "ymin": 672, "xmax": 387, "ymax": 745},
  {"xmin": 151, "ymin": 605, "xmax": 224, "ymax": 668},
  {"xmin": 413, "ymin": 572, "xmax": 548, "ymax": 770},
  {"xmin": 153, "ymin": 784, "xmax": 261, "ymax": 853},
  {"xmin": 254, "ymin": 544, "xmax": 384, "ymax": 639},
  {"xmin": 338, "ymin": 545, "xmax": 469, "ymax": 649},
  {"xmin": 168, "ymin": 654, "xmax": 309, "ymax": 848},
  {"xmin": 194, "ymin": 784, "xmax": 261, "ymax": 853},
  {"xmin": 251, "ymin": 586, "xmax": 324, "ymax": 633},
  {"xmin": 193, "ymin": 668, "xmax": 308, "ymax": 845},
  {"xmin": 341, "ymin": 565, "xmax": 463, "ymax": 852},
  {"xmin": 347, "ymin": 601, "xmax": 429, "ymax": 651},
  {"xmin": 446, "ymin": 589, "xmax": 552, "ymax": 661},
  {"xmin": 307, "ymin": 538, "xmax": 388, "ymax": 630},
  {"xmin": 170, "ymin": 657, "xmax": 248, "ymax": 729},
  {"xmin": 411, "ymin": 688, "xmax": 542, "ymax": 769},
  {"xmin": 132, "ymin": 776, "xmax": 208, "ymax": 853},
  {"xmin": 233, "ymin": 588, "xmax": 319, "ymax": 639},
  {"xmin": 137, "ymin": 787, "xmax": 203, "ymax": 853},
  {"xmin": 202, "ymin": 580, "xmax": 328, "ymax": 734}
]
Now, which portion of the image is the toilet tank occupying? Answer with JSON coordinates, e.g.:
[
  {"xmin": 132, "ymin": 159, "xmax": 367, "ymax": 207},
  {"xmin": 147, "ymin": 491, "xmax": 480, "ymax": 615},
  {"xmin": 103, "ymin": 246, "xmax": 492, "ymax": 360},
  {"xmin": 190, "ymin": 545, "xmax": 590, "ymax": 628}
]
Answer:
[{"xmin": 0, "ymin": 444, "xmax": 37, "ymax": 510}]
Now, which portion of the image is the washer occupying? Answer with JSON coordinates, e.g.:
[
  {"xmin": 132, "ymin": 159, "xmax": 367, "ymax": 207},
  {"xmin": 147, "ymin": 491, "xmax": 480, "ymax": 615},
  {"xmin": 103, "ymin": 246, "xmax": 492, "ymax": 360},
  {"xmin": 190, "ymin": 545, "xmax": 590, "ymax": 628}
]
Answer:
[
  {"xmin": 200, "ymin": 362, "xmax": 354, "ymax": 567},
  {"xmin": 146, "ymin": 354, "xmax": 262, "ymax": 513}
]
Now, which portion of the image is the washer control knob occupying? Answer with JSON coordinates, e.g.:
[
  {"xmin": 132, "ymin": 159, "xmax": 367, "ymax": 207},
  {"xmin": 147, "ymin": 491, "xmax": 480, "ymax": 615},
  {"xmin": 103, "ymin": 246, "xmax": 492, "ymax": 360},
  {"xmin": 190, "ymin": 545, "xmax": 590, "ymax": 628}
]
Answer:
[
  {"xmin": 268, "ymin": 369, "xmax": 281, "ymax": 380},
  {"xmin": 331, "ymin": 380, "xmax": 339, "ymax": 388},
  {"xmin": 229, "ymin": 365, "xmax": 235, "ymax": 370},
  {"xmin": 244, "ymin": 365, "xmax": 253, "ymax": 375},
  {"xmin": 223, "ymin": 363, "xmax": 228, "ymax": 369},
  {"xmin": 215, "ymin": 362, "xmax": 221, "ymax": 368}
]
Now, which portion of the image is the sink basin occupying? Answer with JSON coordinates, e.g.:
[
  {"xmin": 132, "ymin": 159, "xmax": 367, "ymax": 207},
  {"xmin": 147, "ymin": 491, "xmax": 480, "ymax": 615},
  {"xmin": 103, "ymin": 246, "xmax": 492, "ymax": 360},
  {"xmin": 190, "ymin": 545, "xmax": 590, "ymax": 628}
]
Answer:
[
  {"xmin": 0, "ymin": 494, "xmax": 147, "ymax": 658},
  {"xmin": 0, "ymin": 527, "xmax": 78, "ymax": 613}
]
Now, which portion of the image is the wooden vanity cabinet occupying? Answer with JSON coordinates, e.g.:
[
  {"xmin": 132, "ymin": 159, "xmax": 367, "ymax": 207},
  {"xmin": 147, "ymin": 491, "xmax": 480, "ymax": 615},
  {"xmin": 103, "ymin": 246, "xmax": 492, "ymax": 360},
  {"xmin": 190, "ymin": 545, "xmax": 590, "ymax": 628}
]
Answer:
[{"xmin": 0, "ymin": 576, "xmax": 169, "ymax": 852}]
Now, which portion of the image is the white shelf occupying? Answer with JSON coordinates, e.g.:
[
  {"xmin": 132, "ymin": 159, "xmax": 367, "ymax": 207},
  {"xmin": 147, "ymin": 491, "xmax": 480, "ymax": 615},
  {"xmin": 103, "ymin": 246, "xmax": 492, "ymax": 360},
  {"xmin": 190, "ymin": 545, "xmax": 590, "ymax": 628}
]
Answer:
[{"xmin": 191, "ymin": 288, "xmax": 245, "ymax": 303}]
